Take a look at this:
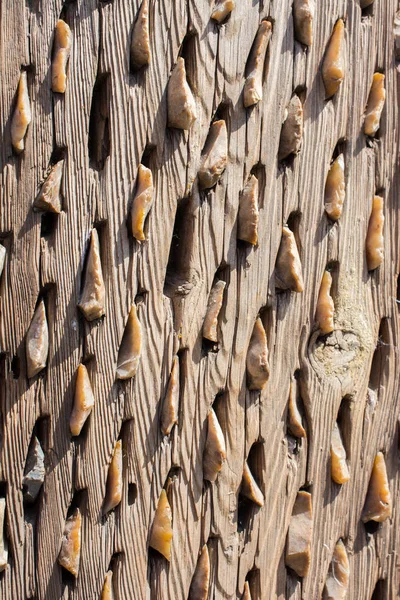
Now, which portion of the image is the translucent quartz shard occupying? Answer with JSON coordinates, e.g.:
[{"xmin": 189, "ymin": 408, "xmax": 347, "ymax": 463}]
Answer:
[
  {"xmin": 275, "ymin": 226, "xmax": 304, "ymax": 292},
  {"xmin": 11, "ymin": 71, "xmax": 31, "ymax": 153},
  {"xmin": 237, "ymin": 174, "xmax": 259, "ymax": 245},
  {"xmin": 278, "ymin": 95, "xmax": 303, "ymax": 160},
  {"xmin": 167, "ymin": 57, "xmax": 197, "ymax": 130},
  {"xmin": 293, "ymin": 0, "xmax": 315, "ymax": 46},
  {"xmin": 323, "ymin": 540, "xmax": 349, "ymax": 600},
  {"xmin": 188, "ymin": 544, "xmax": 210, "ymax": 600},
  {"xmin": 149, "ymin": 489, "xmax": 173, "ymax": 560},
  {"xmin": 103, "ymin": 440, "xmax": 123, "ymax": 514},
  {"xmin": 364, "ymin": 73, "xmax": 385, "ymax": 136},
  {"xmin": 242, "ymin": 582, "xmax": 252, "ymax": 600},
  {"xmin": 366, "ymin": 195, "xmax": 384, "ymax": 271},
  {"xmin": 33, "ymin": 160, "xmax": 64, "ymax": 213},
  {"xmin": 198, "ymin": 120, "xmax": 228, "ymax": 189},
  {"xmin": 362, "ymin": 452, "xmax": 392, "ymax": 522},
  {"xmin": 211, "ymin": 0, "xmax": 235, "ymax": 23},
  {"xmin": 22, "ymin": 436, "xmax": 45, "ymax": 502},
  {"xmin": 322, "ymin": 19, "xmax": 345, "ymax": 99},
  {"xmin": 101, "ymin": 570, "xmax": 115, "ymax": 600},
  {"xmin": 116, "ymin": 304, "xmax": 142, "ymax": 380},
  {"xmin": 52, "ymin": 20, "xmax": 72, "ymax": 93},
  {"xmin": 26, "ymin": 299, "xmax": 49, "ymax": 379},
  {"xmin": 130, "ymin": 0, "xmax": 151, "ymax": 70},
  {"xmin": 315, "ymin": 271, "xmax": 334, "ymax": 335},
  {"xmin": 70, "ymin": 364, "xmax": 95, "ymax": 436},
  {"xmin": 288, "ymin": 380, "xmax": 306, "ymax": 438},
  {"xmin": 203, "ymin": 408, "xmax": 227, "ymax": 482},
  {"xmin": 78, "ymin": 229, "xmax": 106, "ymax": 321},
  {"xmin": 160, "ymin": 356, "xmax": 179, "ymax": 435},
  {"xmin": 0, "ymin": 245, "xmax": 6, "ymax": 278},
  {"xmin": 0, "ymin": 499, "xmax": 8, "ymax": 572},
  {"xmin": 324, "ymin": 154, "xmax": 345, "ymax": 221},
  {"xmin": 243, "ymin": 21, "xmax": 272, "ymax": 108},
  {"xmin": 285, "ymin": 491, "xmax": 312, "ymax": 577},
  {"xmin": 58, "ymin": 508, "xmax": 81, "ymax": 577},
  {"xmin": 241, "ymin": 462, "xmax": 264, "ymax": 506},
  {"xmin": 246, "ymin": 317, "xmax": 270, "ymax": 391},
  {"xmin": 330, "ymin": 423, "xmax": 350, "ymax": 484},
  {"xmin": 130, "ymin": 164, "xmax": 154, "ymax": 241},
  {"xmin": 203, "ymin": 280, "xmax": 226, "ymax": 342}
]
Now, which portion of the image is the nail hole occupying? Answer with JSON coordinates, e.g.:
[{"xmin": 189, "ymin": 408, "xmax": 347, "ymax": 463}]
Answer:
[{"xmin": 40, "ymin": 213, "xmax": 59, "ymax": 238}]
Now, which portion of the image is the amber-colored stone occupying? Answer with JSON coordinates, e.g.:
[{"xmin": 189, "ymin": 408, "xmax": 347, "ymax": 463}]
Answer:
[
  {"xmin": 130, "ymin": 164, "xmax": 154, "ymax": 241},
  {"xmin": 188, "ymin": 544, "xmax": 210, "ymax": 600},
  {"xmin": 331, "ymin": 423, "xmax": 350, "ymax": 484},
  {"xmin": 101, "ymin": 570, "xmax": 115, "ymax": 600},
  {"xmin": 362, "ymin": 452, "xmax": 392, "ymax": 522},
  {"xmin": 238, "ymin": 175, "xmax": 259, "ymax": 245},
  {"xmin": 242, "ymin": 582, "xmax": 252, "ymax": 600},
  {"xmin": 52, "ymin": 20, "xmax": 72, "ymax": 93},
  {"xmin": 246, "ymin": 317, "xmax": 270, "ymax": 391},
  {"xmin": 366, "ymin": 195, "xmax": 384, "ymax": 271},
  {"xmin": 160, "ymin": 356, "xmax": 179, "ymax": 435},
  {"xmin": 116, "ymin": 304, "xmax": 142, "ymax": 379},
  {"xmin": 211, "ymin": 0, "xmax": 235, "ymax": 23},
  {"xmin": 241, "ymin": 462, "xmax": 264, "ymax": 506},
  {"xmin": 278, "ymin": 95, "xmax": 303, "ymax": 160},
  {"xmin": 324, "ymin": 154, "xmax": 345, "ymax": 221},
  {"xmin": 58, "ymin": 508, "xmax": 82, "ymax": 577},
  {"xmin": 275, "ymin": 226, "xmax": 304, "ymax": 292},
  {"xmin": 323, "ymin": 540, "xmax": 349, "ymax": 600},
  {"xmin": 103, "ymin": 440, "xmax": 123, "ymax": 514},
  {"xmin": 322, "ymin": 19, "xmax": 345, "ymax": 99},
  {"xmin": 293, "ymin": 0, "xmax": 314, "ymax": 46},
  {"xmin": 26, "ymin": 299, "xmax": 49, "ymax": 379},
  {"xmin": 243, "ymin": 21, "xmax": 272, "ymax": 108},
  {"xmin": 315, "ymin": 271, "xmax": 334, "ymax": 335},
  {"xmin": 0, "ymin": 499, "xmax": 8, "ymax": 572},
  {"xmin": 198, "ymin": 120, "xmax": 228, "ymax": 189},
  {"xmin": 78, "ymin": 229, "xmax": 106, "ymax": 321},
  {"xmin": 364, "ymin": 73, "xmax": 385, "ymax": 136},
  {"xmin": 149, "ymin": 489, "xmax": 173, "ymax": 560},
  {"xmin": 285, "ymin": 491, "xmax": 312, "ymax": 577},
  {"xmin": 11, "ymin": 72, "xmax": 31, "ymax": 153},
  {"xmin": 167, "ymin": 57, "xmax": 197, "ymax": 130},
  {"xmin": 203, "ymin": 408, "xmax": 227, "ymax": 482},
  {"xmin": 70, "ymin": 364, "xmax": 95, "ymax": 436},
  {"xmin": 288, "ymin": 380, "xmax": 306, "ymax": 438},
  {"xmin": 130, "ymin": 0, "xmax": 151, "ymax": 70},
  {"xmin": 203, "ymin": 280, "xmax": 226, "ymax": 342}
]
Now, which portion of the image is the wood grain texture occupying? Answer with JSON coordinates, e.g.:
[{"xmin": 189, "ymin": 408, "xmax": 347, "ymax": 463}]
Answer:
[{"xmin": 0, "ymin": 0, "xmax": 399, "ymax": 598}]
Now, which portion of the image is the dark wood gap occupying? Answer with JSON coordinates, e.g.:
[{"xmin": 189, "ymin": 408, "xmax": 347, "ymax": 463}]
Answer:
[{"xmin": 88, "ymin": 73, "xmax": 111, "ymax": 171}]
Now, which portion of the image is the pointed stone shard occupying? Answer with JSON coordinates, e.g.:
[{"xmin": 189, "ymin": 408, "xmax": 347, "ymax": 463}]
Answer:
[
  {"xmin": 198, "ymin": 120, "xmax": 228, "ymax": 189},
  {"xmin": 242, "ymin": 582, "xmax": 252, "ymax": 600},
  {"xmin": 33, "ymin": 160, "xmax": 64, "ymax": 214},
  {"xmin": 130, "ymin": 0, "xmax": 151, "ymax": 70},
  {"xmin": 58, "ymin": 508, "xmax": 82, "ymax": 577},
  {"xmin": 322, "ymin": 19, "xmax": 345, "ymax": 99},
  {"xmin": 240, "ymin": 462, "xmax": 264, "ymax": 506},
  {"xmin": 52, "ymin": 20, "xmax": 72, "ymax": 93},
  {"xmin": 238, "ymin": 175, "xmax": 259, "ymax": 245},
  {"xmin": 285, "ymin": 491, "xmax": 312, "ymax": 577},
  {"xmin": 293, "ymin": 0, "xmax": 314, "ymax": 46},
  {"xmin": 278, "ymin": 94, "xmax": 303, "ymax": 160},
  {"xmin": 211, "ymin": 0, "xmax": 235, "ymax": 23},
  {"xmin": 315, "ymin": 271, "xmax": 334, "ymax": 335},
  {"xmin": 0, "ymin": 499, "xmax": 8, "ymax": 572},
  {"xmin": 149, "ymin": 489, "xmax": 173, "ymax": 560},
  {"xmin": 101, "ymin": 570, "xmax": 115, "ymax": 600},
  {"xmin": 167, "ymin": 57, "xmax": 197, "ymax": 130},
  {"xmin": 288, "ymin": 380, "xmax": 306, "ymax": 438},
  {"xmin": 26, "ymin": 299, "xmax": 49, "ymax": 379},
  {"xmin": 366, "ymin": 195, "xmax": 384, "ymax": 271},
  {"xmin": 103, "ymin": 440, "xmax": 123, "ymax": 514},
  {"xmin": 188, "ymin": 544, "xmax": 210, "ymax": 600},
  {"xmin": 203, "ymin": 280, "xmax": 226, "ymax": 342},
  {"xmin": 0, "ymin": 245, "xmax": 6, "ymax": 279},
  {"xmin": 116, "ymin": 304, "xmax": 142, "ymax": 380},
  {"xmin": 70, "ymin": 364, "xmax": 95, "ymax": 436},
  {"xmin": 22, "ymin": 436, "xmax": 45, "ymax": 502},
  {"xmin": 130, "ymin": 164, "xmax": 154, "ymax": 241},
  {"xmin": 246, "ymin": 317, "xmax": 270, "ymax": 391},
  {"xmin": 324, "ymin": 154, "xmax": 345, "ymax": 221},
  {"xmin": 160, "ymin": 356, "xmax": 179, "ymax": 436},
  {"xmin": 243, "ymin": 20, "xmax": 272, "ymax": 108},
  {"xmin": 275, "ymin": 226, "xmax": 304, "ymax": 292},
  {"xmin": 78, "ymin": 229, "xmax": 106, "ymax": 321},
  {"xmin": 11, "ymin": 71, "xmax": 31, "ymax": 154},
  {"xmin": 362, "ymin": 452, "xmax": 392, "ymax": 522},
  {"xmin": 323, "ymin": 540, "xmax": 349, "ymax": 600},
  {"xmin": 203, "ymin": 408, "xmax": 227, "ymax": 482},
  {"xmin": 330, "ymin": 423, "xmax": 350, "ymax": 484},
  {"xmin": 364, "ymin": 73, "xmax": 385, "ymax": 136}
]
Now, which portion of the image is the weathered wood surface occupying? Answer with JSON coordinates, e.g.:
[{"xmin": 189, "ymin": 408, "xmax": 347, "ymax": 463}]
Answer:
[{"xmin": 0, "ymin": 0, "xmax": 399, "ymax": 598}]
